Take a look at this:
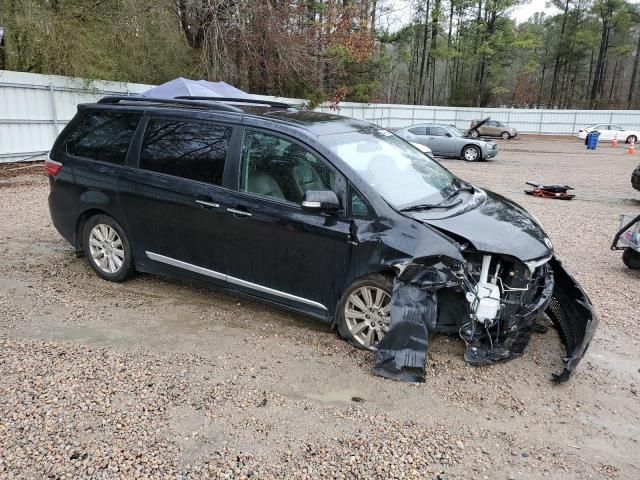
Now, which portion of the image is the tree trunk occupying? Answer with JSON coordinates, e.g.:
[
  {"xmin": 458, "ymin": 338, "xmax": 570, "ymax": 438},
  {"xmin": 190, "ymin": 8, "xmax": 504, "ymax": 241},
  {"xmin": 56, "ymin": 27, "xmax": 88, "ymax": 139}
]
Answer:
[
  {"xmin": 429, "ymin": 0, "xmax": 441, "ymax": 103},
  {"xmin": 549, "ymin": 0, "xmax": 570, "ymax": 107},
  {"xmin": 444, "ymin": 0, "xmax": 454, "ymax": 104},
  {"xmin": 590, "ymin": 18, "xmax": 609, "ymax": 108},
  {"xmin": 537, "ymin": 60, "xmax": 546, "ymax": 108},
  {"xmin": 417, "ymin": 0, "xmax": 431, "ymax": 104},
  {"xmin": 628, "ymin": 30, "xmax": 640, "ymax": 108}
]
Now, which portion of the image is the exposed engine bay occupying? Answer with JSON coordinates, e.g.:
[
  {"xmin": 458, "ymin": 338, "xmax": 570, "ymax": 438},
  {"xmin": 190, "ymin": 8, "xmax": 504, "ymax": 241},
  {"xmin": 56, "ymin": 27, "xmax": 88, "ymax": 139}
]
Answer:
[{"xmin": 372, "ymin": 253, "xmax": 597, "ymax": 384}]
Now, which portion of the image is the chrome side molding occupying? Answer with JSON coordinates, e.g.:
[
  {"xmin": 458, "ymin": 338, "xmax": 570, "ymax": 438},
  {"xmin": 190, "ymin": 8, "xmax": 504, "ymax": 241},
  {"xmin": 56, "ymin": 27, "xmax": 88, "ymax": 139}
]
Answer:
[
  {"xmin": 146, "ymin": 251, "xmax": 226, "ymax": 281},
  {"xmin": 145, "ymin": 251, "xmax": 327, "ymax": 311}
]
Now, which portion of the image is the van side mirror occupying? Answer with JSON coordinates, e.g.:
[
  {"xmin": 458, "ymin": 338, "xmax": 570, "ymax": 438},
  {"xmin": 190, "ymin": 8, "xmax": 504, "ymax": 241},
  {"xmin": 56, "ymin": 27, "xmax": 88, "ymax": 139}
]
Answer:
[{"xmin": 301, "ymin": 190, "xmax": 340, "ymax": 212}]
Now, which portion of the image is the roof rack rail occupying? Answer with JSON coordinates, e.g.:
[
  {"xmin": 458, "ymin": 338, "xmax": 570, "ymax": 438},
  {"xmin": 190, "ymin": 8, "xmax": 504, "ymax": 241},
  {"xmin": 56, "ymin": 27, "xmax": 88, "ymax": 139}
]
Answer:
[
  {"xmin": 174, "ymin": 96, "xmax": 293, "ymax": 109},
  {"xmin": 97, "ymin": 96, "xmax": 243, "ymax": 113}
]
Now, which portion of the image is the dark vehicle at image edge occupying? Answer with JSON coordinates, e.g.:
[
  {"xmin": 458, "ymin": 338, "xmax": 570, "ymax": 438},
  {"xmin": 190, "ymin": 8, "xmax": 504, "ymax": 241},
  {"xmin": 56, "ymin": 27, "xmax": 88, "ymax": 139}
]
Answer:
[{"xmin": 46, "ymin": 96, "xmax": 597, "ymax": 382}]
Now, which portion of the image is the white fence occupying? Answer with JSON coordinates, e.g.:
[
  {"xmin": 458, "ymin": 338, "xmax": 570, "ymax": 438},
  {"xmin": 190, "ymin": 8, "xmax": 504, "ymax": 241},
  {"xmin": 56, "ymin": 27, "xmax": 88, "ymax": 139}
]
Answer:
[
  {"xmin": 3, "ymin": 70, "xmax": 640, "ymax": 163},
  {"xmin": 325, "ymin": 103, "xmax": 640, "ymax": 135},
  {"xmin": 0, "ymin": 71, "xmax": 152, "ymax": 163}
]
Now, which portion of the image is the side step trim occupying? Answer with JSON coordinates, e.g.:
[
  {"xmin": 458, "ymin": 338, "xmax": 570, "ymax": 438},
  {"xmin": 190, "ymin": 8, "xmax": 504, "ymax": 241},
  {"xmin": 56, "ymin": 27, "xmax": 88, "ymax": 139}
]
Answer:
[{"xmin": 145, "ymin": 251, "xmax": 327, "ymax": 311}]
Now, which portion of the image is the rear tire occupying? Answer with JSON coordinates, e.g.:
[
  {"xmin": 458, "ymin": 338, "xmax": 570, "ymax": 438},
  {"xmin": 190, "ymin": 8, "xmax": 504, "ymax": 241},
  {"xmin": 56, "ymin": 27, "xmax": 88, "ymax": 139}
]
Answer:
[
  {"xmin": 626, "ymin": 135, "xmax": 637, "ymax": 144},
  {"xmin": 470, "ymin": 130, "xmax": 480, "ymax": 138},
  {"xmin": 82, "ymin": 214, "xmax": 134, "ymax": 282},
  {"xmin": 501, "ymin": 131, "xmax": 510, "ymax": 140},
  {"xmin": 632, "ymin": 165, "xmax": 640, "ymax": 191},
  {"xmin": 622, "ymin": 248, "xmax": 640, "ymax": 269},
  {"xmin": 462, "ymin": 145, "xmax": 481, "ymax": 162},
  {"xmin": 337, "ymin": 274, "xmax": 393, "ymax": 351}
]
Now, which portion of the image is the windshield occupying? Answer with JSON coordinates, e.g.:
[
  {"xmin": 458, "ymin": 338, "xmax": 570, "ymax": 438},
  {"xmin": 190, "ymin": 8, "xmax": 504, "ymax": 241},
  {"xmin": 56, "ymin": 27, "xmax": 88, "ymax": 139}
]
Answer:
[
  {"xmin": 449, "ymin": 126, "xmax": 465, "ymax": 137},
  {"xmin": 323, "ymin": 130, "xmax": 457, "ymax": 209}
]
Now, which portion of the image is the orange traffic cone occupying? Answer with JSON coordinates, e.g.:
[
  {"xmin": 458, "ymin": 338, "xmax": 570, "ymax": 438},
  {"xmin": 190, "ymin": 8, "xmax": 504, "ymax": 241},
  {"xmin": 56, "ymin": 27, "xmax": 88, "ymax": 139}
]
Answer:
[
  {"xmin": 627, "ymin": 138, "xmax": 636, "ymax": 155},
  {"xmin": 612, "ymin": 134, "xmax": 618, "ymax": 148}
]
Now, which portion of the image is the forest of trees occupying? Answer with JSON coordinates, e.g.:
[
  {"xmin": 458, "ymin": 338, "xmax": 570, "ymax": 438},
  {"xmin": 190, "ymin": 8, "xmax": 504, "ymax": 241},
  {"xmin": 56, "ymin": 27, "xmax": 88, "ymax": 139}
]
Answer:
[{"xmin": 1, "ymin": 0, "xmax": 640, "ymax": 109}]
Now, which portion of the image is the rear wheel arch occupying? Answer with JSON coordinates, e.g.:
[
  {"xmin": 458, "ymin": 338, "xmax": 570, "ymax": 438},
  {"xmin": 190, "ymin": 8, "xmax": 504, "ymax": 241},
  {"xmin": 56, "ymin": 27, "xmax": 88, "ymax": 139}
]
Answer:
[
  {"xmin": 75, "ymin": 209, "xmax": 130, "ymax": 256},
  {"xmin": 81, "ymin": 214, "xmax": 135, "ymax": 282},
  {"xmin": 75, "ymin": 208, "xmax": 108, "ymax": 254}
]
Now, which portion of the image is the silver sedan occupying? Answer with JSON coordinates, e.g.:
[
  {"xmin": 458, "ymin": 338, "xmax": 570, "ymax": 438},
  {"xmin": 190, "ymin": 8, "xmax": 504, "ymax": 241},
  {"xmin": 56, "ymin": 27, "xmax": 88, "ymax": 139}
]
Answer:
[{"xmin": 396, "ymin": 123, "xmax": 498, "ymax": 161}]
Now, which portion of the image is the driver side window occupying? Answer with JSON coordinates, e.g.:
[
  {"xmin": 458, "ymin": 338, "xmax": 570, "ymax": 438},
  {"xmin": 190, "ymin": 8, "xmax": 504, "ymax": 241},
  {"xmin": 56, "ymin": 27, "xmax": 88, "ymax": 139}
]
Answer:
[
  {"xmin": 429, "ymin": 127, "xmax": 448, "ymax": 137},
  {"xmin": 240, "ymin": 130, "xmax": 337, "ymax": 204}
]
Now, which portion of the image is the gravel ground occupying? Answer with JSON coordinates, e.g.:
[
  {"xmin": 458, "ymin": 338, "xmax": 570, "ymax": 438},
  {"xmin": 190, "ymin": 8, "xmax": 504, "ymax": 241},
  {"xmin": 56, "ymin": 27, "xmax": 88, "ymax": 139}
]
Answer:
[{"xmin": 0, "ymin": 136, "xmax": 639, "ymax": 479}]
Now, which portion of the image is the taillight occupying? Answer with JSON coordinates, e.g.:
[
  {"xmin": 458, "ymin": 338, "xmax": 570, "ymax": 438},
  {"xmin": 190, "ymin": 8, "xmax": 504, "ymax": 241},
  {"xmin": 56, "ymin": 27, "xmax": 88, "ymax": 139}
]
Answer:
[{"xmin": 44, "ymin": 155, "xmax": 62, "ymax": 176}]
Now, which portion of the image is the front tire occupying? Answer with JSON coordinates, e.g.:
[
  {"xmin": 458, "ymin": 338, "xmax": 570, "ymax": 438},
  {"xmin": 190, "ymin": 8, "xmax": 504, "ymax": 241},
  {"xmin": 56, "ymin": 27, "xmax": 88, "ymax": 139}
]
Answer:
[
  {"xmin": 622, "ymin": 248, "xmax": 640, "ymax": 269},
  {"xmin": 337, "ymin": 274, "xmax": 393, "ymax": 351},
  {"xmin": 470, "ymin": 130, "xmax": 480, "ymax": 138},
  {"xmin": 462, "ymin": 145, "xmax": 481, "ymax": 162},
  {"xmin": 82, "ymin": 214, "xmax": 134, "ymax": 282},
  {"xmin": 626, "ymin": 135, "xmax": 637, "ymax": 144},
  {"xmin": 501, "ymin": 131, "xmax": 510, "ymax": 140}
]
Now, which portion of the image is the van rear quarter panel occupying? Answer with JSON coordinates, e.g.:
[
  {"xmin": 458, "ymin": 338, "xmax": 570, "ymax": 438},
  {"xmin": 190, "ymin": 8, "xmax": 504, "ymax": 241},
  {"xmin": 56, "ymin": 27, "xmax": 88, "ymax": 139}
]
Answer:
[{"xmin": 49, "ymin": 156, "xmax": 129, "ymax": 250}]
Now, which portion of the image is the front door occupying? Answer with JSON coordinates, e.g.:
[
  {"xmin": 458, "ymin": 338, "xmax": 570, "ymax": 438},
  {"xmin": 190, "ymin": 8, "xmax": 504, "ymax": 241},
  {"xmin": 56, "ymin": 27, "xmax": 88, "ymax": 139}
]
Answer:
[
  {"xmin": 607, "ymin": 125, "xmax": 624, "ymax": 141},
  {"xmin": 427, "ymin": 126, "xmax": 455, "ymax": 155},
  {"xmin": 119, "ymin": 115, "xmax": 237, "ymax": 281},
  {"xmin": 485, "ymin": 121, "xmax": 500, "ymax": 136},
  {"xmin": 593, "ymin": 124, "xmax": 612, "ymax": 140},
  {"xmin": 222, "ymin": 128, "xmax": 352, "ymax": 317}
]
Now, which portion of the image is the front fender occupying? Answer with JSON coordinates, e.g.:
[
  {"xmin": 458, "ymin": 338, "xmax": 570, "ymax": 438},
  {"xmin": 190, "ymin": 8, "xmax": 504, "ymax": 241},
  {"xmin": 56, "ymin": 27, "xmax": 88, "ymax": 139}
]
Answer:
[{"xmin": 546, "ymin": 258, "xmax": 599, "ymax": 383}]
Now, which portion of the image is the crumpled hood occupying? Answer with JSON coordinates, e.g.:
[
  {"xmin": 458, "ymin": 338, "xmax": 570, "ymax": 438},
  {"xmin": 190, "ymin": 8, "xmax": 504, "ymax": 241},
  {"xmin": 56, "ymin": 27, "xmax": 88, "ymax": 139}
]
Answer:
[{"xmin": 417, "ymin": 190, "xmax": 552, "ymax": 262}]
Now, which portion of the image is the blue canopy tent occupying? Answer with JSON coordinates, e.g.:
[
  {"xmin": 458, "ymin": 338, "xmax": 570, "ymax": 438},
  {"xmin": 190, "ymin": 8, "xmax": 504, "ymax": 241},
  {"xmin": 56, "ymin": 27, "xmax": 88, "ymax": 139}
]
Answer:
[{"xmin": 141, "ymin": 77, "xmax": 251, "ymax": 99}]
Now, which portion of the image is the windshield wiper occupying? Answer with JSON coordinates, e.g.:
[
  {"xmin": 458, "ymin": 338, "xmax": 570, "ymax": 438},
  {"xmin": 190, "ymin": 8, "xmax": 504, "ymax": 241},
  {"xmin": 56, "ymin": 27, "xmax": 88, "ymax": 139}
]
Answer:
[
  {"xmin": 442, "ymin": 184, "xmax": 474, "ymax": 201},
  {"xmin": 400, "ymin": 199, "xmax": 463, "ymax": 212},
  {"xmin": 400, "ymin": 184, "xmax": 474, "ymax": 212}
]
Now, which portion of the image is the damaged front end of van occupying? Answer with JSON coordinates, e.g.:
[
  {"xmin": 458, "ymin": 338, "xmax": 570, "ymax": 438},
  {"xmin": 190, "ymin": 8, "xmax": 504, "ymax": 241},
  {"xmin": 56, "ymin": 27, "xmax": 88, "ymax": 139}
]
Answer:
[{"xmin": 352, "ymin": 190, "xmax": 598, "ymax": 383}]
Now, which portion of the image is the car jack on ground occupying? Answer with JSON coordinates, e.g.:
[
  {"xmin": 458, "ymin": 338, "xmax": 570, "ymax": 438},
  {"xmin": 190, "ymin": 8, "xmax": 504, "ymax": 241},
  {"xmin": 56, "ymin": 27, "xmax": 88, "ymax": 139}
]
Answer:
[{"xmin": 524, "ymin": 181, "xmax": 575, "ymax": 200}]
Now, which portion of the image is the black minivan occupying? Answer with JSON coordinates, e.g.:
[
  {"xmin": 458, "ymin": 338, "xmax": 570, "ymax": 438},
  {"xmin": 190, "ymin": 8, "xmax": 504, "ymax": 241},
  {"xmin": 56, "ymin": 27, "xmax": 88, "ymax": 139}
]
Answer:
[{"xmin": 47, "ymin": 96, "xmax": 597, "ymax": 381}]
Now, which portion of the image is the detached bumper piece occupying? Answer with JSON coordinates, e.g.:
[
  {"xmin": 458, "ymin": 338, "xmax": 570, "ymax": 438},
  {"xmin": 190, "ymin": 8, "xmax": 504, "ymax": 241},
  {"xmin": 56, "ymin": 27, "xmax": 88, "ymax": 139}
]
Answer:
[
  {"xmin": 545, "ymin": 259, "xmax": 599, "ymax": 383},
  {"xmin": 372, "ymin": 260, "xmax": 458, "ymax": 383}
]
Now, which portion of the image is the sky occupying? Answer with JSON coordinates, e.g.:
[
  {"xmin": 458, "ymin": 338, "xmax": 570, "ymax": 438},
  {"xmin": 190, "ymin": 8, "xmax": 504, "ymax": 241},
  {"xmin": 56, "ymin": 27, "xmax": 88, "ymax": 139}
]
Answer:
[{"xmin": 381, "ymin": 0, "xmax": 560, "ymax": 32}]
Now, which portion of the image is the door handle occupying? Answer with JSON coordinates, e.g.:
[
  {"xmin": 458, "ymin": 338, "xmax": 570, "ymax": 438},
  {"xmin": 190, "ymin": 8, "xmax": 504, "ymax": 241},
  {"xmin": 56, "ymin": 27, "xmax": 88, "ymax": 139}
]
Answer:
[
  {"xmin": 227, "ymin": 207, "xmax": 252, "ymax": 218},
  {"xmin": 196, "ymin": 199, "xmax": 220, "ymax": 209}
]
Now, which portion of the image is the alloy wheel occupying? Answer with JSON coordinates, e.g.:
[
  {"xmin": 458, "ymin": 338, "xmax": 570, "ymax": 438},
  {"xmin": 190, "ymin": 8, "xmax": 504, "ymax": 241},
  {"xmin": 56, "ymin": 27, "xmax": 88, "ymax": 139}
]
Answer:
[
  {"xmin": 463, "ymin": 146, "xmax": 480, "ymax": 161},
  {"xmin": 344, "ymin": 286, "xmax": 391, "ymax": 349},
  {"xmin": 88, "ymin": 224, "xmax": 125, "ymax": 274}
]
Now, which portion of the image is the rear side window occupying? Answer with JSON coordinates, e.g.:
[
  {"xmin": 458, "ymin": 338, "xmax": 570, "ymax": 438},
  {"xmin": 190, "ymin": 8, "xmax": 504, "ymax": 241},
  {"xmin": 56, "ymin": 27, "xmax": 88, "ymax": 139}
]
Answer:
[
  {"xmin": 66, "ymin": 111, "xmax": 141, "ymax": 164},
  {"xmin": 140, "ymin": 118, "xmax": 232, "ymax": 185},
  {"xmin": 408, "ymin": 126, "xmax": 426, "ymax": 135}
]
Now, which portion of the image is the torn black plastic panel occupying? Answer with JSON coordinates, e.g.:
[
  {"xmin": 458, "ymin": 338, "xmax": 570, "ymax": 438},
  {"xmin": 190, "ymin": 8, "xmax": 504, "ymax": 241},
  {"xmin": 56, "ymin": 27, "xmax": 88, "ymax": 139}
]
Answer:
[
  {"xmin": 372, "ymin": 260, "xmax": 461, "ymax": 382},
  {"xmin": 546, "ymin": 258, "xmax": 599, "ymax": 383}
]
